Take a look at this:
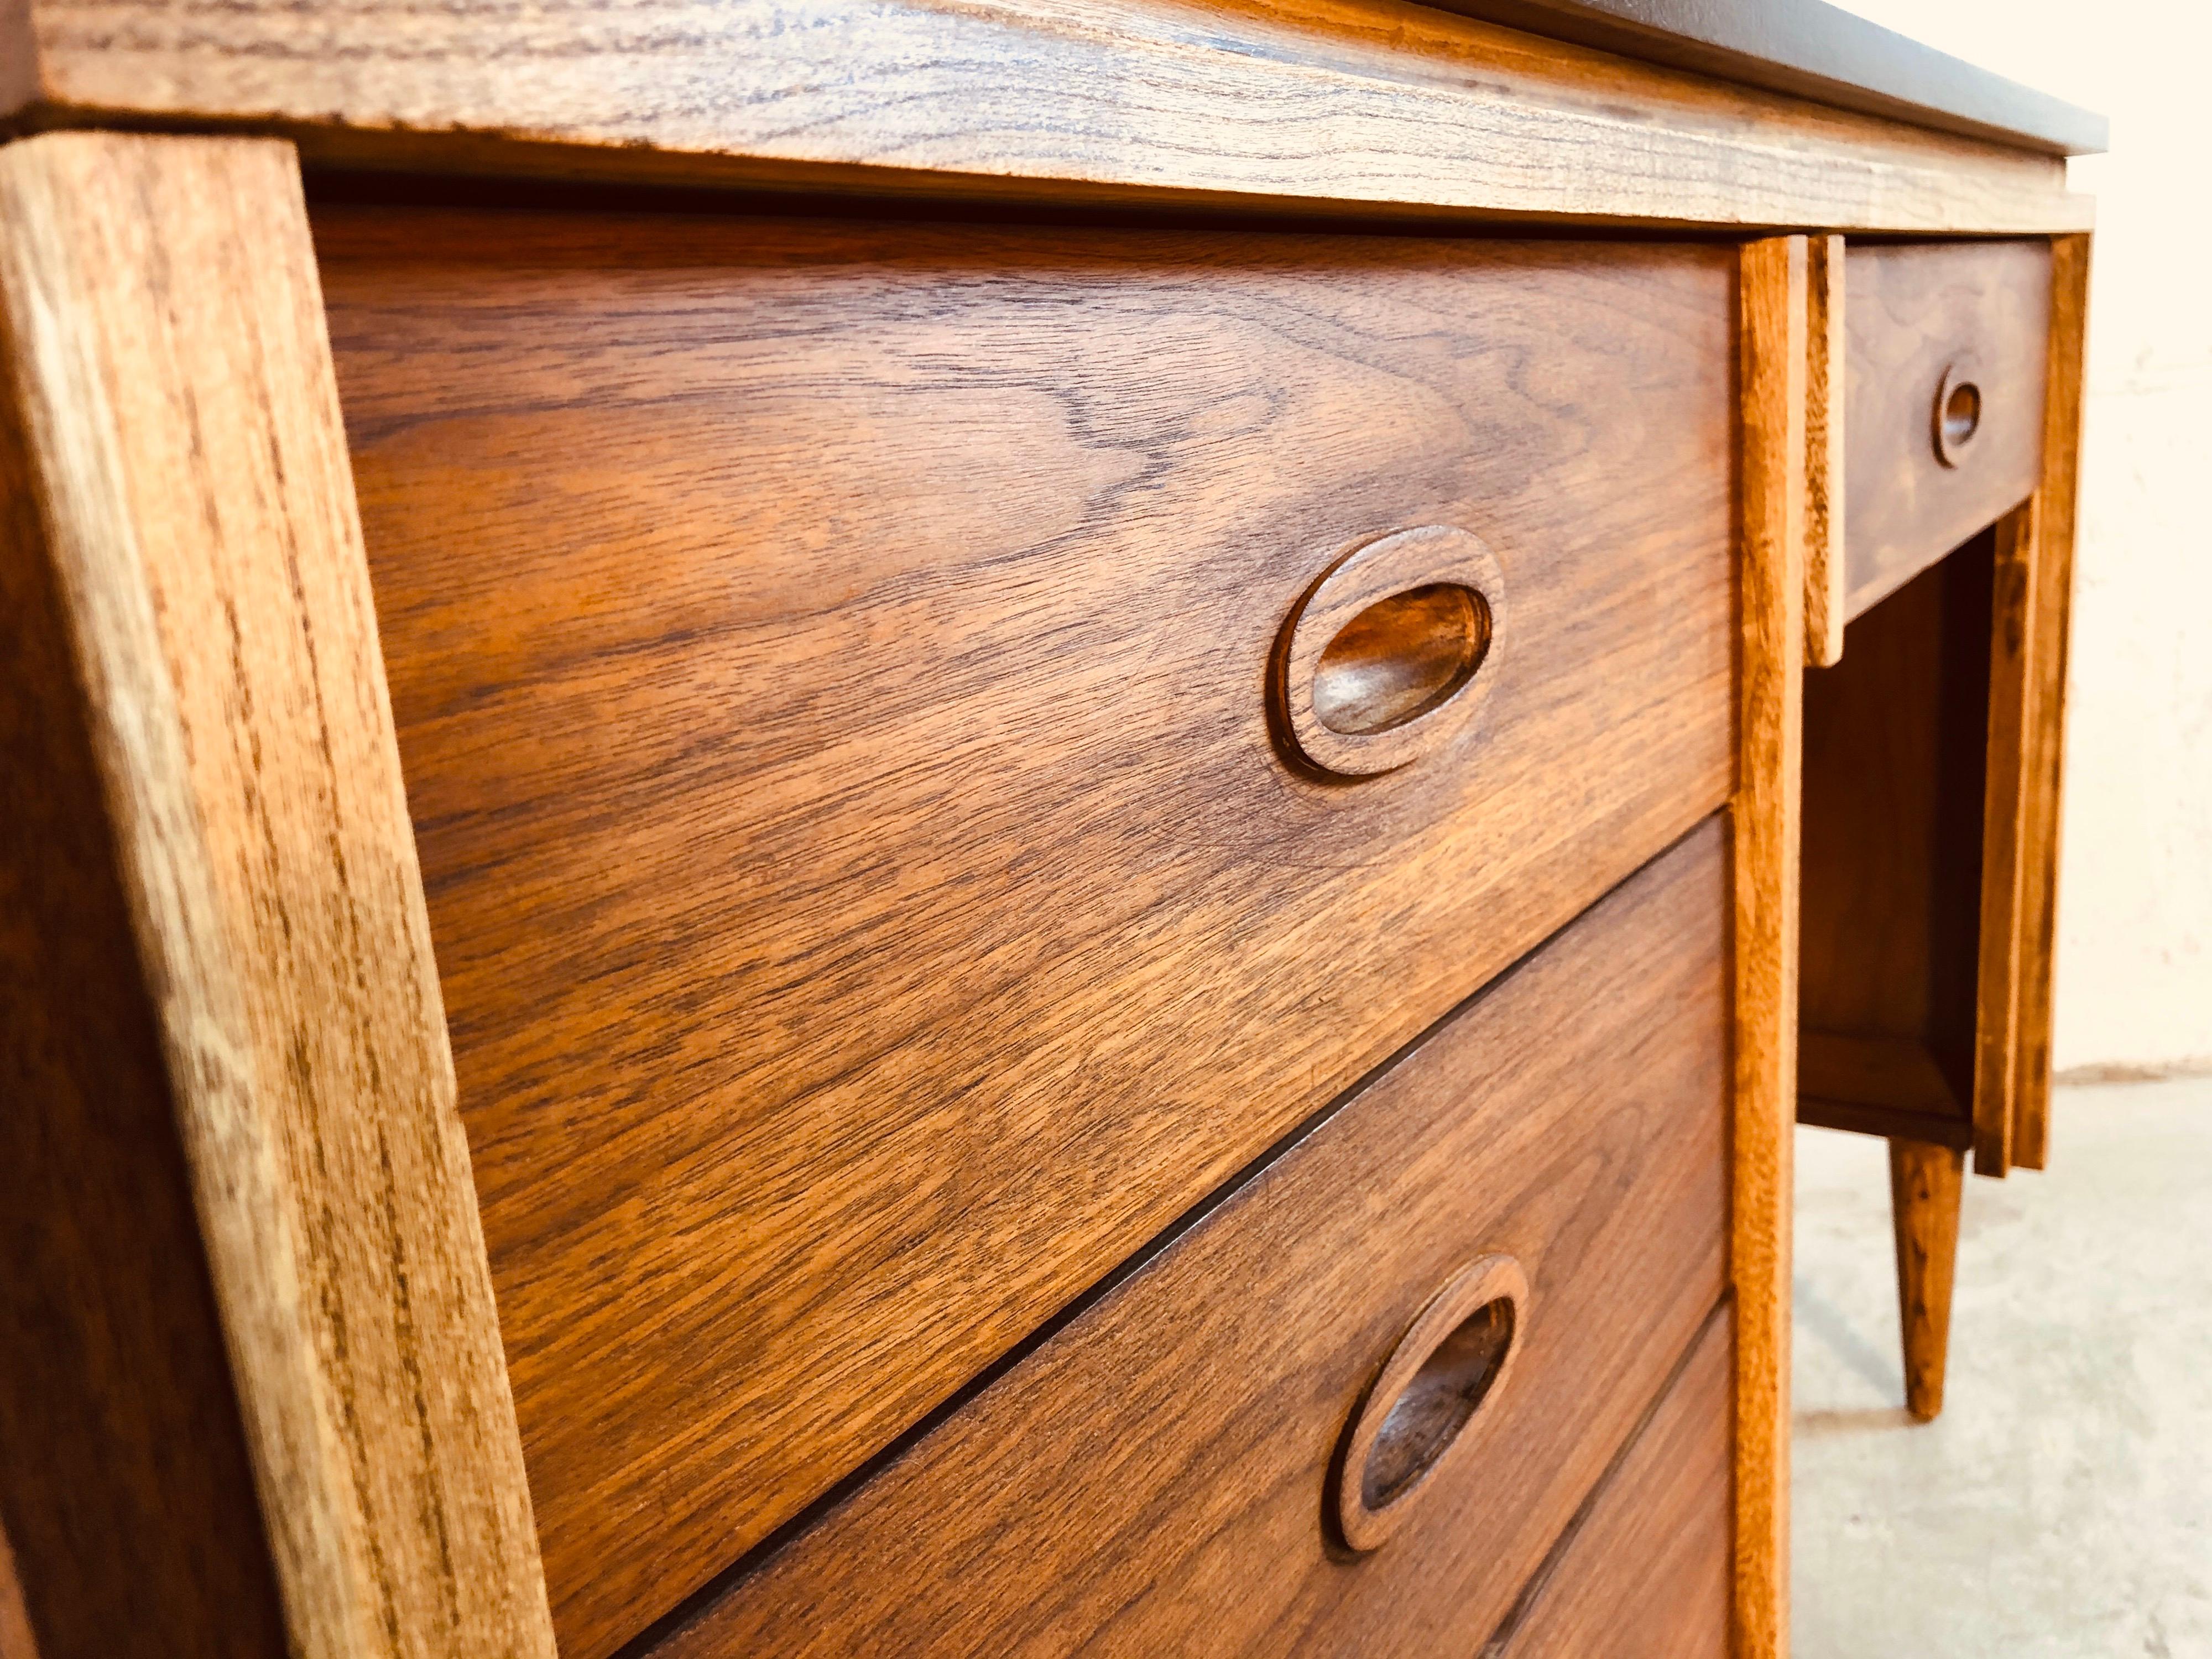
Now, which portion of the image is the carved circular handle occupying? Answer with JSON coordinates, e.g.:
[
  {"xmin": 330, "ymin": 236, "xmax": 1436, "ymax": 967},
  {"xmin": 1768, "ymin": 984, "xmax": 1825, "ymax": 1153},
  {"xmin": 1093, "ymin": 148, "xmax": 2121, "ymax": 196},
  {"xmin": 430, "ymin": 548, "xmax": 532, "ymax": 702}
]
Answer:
[
  {"xmin": 1272, "ymin": 525, "xmax": 1507, "ymax": 779},
  {"xmin": 1933, "ymin": 357, "xmax": 1984, "ymax": 468},
  {"xmin": 1331, "ymin": 1253, "xmax": 1529, "ymax": 1553}
]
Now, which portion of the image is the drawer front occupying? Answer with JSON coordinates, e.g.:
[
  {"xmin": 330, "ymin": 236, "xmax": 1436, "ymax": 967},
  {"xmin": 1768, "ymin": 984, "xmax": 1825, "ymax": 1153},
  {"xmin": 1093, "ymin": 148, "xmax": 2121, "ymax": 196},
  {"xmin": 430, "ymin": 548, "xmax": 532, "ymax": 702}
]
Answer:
[
  {"xmin": 650, "ymin": 823, "xmax": 1730, "ymax": 1658},
  {"xmin": 1844, "ymin": 238, "xmax": 2052, "ymax": 614},
  {"xmin": 1494, "ymin": 1305, "xmax": 1733, "ymax": 1659},
  {"xmin": 319, "ymin": 211, "xmax": 1735, "ymax": 1656}
]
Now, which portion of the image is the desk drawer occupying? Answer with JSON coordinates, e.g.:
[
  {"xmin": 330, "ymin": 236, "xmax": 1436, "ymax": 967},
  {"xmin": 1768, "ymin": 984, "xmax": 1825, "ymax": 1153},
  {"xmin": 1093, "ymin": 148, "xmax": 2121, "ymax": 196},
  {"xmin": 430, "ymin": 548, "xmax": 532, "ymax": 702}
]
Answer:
[
  {"xmin": 320, "ymin": 210, "xmax": 1735, "ymax": 1656},
  {"xmin": 651, "ymin": 821, "xmax": 1730, "ymax": 1657},
  {"xmin": 1844, "ymin": 239, "xmax": 2052, "ymax": 614}
]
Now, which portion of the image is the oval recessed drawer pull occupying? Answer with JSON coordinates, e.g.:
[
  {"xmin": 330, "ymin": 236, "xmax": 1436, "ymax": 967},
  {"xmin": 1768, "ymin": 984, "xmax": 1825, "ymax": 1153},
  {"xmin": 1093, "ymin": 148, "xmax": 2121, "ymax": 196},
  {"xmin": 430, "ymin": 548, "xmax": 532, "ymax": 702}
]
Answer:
[
  {"xmin": 1273, "ymin": 524, "xmax": 1507, "ymax": 778},
  {"xmin": 1331, "ymin": 1253, "xmax": 1529, "ymax": 1552},
  {"xmin": 1933, "ymin": 356, "xmax": 1984, "ymax": 468}
]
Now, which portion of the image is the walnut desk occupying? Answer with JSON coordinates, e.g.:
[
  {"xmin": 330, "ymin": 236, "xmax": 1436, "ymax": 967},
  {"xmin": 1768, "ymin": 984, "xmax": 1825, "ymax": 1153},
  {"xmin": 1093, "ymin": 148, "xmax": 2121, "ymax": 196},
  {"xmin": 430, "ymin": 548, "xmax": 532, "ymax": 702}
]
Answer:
[{"xmin": 0, "ymin": 2, "xmax": 2096, "ymax": 1655}]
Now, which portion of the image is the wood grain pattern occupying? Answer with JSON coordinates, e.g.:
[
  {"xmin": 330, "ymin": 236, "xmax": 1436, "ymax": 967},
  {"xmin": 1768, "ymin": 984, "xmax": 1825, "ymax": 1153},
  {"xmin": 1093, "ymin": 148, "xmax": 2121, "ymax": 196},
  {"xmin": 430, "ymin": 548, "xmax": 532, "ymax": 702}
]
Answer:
[
  {"xmin": 2010, "ymin": 234, "xmax": 2091, "ymax": 1172},
  {"xmin": 1732, "ymin": 232, "xmax": 1807, "ymax": 1659},
  {"xmin": 1488, "ymin": 1304, "xmax": 1733, "ymax": 1659},
  {"xmin": 317, "ymin": 207, "xmax": 1737, "ymax": 1659},
  {"xmin": 1804, "ymin": 233, "xmax": 1846, "ymax": 668},
  {"xmin": 9, "ymin": 0, "xmax": 2090, "ymax": 233},
  {"xmin": 1843, "ymin": 239, "xmax": 2052, "ymax": 618},
  {"xmin": 0, "ymin": 133, "xmax": 554, "ymax": 1659},
  {"xmin": 644, "ymin": 822, "xmax": 1730, "ymax": 1659},
  {"xmin": 1799, "ymin": 542, "xmax": 1992, "ymax": 1133},
  {"xmin": 1971, "ymin": 501, "xmax": 2038, "ymax": 1174},
  {"xmin": 0, "ymin": 320, "xmax": 288, "ymax": 1657},
  {"xmin": 1888, "ymin": 1138, "xmax": 1965, "ymax": 1421}
]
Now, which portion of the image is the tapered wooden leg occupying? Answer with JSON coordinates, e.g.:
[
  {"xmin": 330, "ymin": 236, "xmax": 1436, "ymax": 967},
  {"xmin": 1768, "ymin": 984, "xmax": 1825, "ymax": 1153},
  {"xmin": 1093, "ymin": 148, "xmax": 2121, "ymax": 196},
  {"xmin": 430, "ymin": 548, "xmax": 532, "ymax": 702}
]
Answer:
[{"xmin": 1888, "ymin": 1139, "xmax": 1965, "ymax": 1421}]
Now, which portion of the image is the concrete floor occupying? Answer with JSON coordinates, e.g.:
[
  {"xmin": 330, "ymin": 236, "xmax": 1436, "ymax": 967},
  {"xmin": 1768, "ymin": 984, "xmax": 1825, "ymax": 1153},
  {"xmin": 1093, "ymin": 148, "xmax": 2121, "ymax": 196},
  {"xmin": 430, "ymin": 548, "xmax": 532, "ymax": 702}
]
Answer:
[{"xmin": 1793, "ymin": 1076, "xmax": 2212, "ymax": 1657}]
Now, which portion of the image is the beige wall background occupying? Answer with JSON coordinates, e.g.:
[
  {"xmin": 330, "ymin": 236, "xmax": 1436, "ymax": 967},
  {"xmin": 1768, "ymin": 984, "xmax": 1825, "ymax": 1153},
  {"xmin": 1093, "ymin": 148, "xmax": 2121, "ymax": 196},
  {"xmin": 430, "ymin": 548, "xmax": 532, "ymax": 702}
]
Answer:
[{"xmin": 1833, "ymin": 0, "xmax": 2212, "ymax": 1077}]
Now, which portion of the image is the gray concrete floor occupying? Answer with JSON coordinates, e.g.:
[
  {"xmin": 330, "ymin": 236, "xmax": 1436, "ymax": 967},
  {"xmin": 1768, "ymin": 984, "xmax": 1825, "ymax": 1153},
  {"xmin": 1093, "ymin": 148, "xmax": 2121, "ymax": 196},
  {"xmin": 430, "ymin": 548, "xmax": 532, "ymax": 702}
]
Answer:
[{"xmin": 1794, "ymin": 1076, "xmax": 2212, "ymax": 1657}]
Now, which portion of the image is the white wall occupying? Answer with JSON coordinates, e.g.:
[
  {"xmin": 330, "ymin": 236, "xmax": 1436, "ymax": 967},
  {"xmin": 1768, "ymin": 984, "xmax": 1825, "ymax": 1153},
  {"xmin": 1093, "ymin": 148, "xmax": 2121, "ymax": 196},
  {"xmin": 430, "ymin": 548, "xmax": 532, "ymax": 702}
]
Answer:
[{"xmin": 1832, "ymin": 1, "xmax": 2212, "ymax": 1076}]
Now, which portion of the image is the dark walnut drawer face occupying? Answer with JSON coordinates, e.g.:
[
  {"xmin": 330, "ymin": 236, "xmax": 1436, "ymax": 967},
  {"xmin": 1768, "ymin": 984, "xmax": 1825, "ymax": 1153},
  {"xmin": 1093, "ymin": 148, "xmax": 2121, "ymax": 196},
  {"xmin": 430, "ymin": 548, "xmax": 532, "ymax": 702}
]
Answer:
[
  {"xmin": 1844, "ymin": 238, "xmax": 2052, "ymax": 615},
  {"xmin": 1493, "ymin": 1305, "xmax": 1733, "ymax": 1659},
  {"xmin": 317, "ymin": 210, "xmax": 1735, "ymax": 1657},
  {"xmin": 644, "ymin": 822, "xmax": 1731, "ymax": 1658}
]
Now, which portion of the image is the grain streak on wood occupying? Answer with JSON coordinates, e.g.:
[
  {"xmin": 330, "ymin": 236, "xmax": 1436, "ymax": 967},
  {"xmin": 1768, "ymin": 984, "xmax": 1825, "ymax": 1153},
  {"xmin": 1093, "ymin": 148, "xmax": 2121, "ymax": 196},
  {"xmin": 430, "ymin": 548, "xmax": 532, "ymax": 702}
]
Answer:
[
  {"xmin": 1803, "ymin": 233, "xmax": 1845, "ymax": 667},
  {"xmin": 0, "ymin": 131, "xmax": 554, "ymax": 1659},
  {"xmin": 12, "ymin": 0, "xmax": 2090, "ymax": 233},
  {"xmin": 1731, "ymin": 232, "xmax": 1806, "ymax": 1659},
  {"xmin": 2010, "ymin": 234, "xmax": 2090, "ymax": 1172}
]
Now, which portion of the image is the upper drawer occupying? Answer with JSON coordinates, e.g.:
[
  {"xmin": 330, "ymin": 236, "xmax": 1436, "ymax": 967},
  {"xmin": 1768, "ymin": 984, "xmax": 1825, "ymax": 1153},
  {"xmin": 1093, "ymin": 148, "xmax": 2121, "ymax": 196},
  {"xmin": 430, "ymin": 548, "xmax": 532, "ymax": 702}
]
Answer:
[
  {"xmin": 651, "ymin": 821, "xmax": 1731, "ymax": 1658},
  {"xmin": 1844, "ymin": 238, "xmax": 2053, "ymax": 615},
  {"xmin": 318, "ymin": 209, "xmax": 1736, "ymax": 1658}
]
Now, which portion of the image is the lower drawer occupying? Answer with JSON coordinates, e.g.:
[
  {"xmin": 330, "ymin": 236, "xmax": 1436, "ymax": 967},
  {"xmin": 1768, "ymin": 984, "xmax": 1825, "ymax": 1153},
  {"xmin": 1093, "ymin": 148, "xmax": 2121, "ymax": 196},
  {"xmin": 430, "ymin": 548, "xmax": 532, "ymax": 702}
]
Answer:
[
  {"xmin": 650, "ymin": 820, "xmax": 1730, "ymax": 1656},
  {"xmin": 1491, "ymin": 1305, "xmax": 1733, "ymax": 1658}
]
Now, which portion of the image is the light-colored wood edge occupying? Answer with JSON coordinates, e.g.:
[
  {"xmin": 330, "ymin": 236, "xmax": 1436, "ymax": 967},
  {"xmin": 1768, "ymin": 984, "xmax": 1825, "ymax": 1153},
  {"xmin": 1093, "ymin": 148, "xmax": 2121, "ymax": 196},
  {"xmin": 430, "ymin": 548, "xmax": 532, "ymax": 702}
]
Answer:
[
  {"xmin": 1970, "ymin": 499, "xmax": 2038, "ymax": 1176},
  {"xmin": 1803, "ymin": 233, "xmax": 1846, "ymax": 667},
  {"xmin": 11, "ymin": 0, "xmax": 2093, "ymax": 233},
  {"xmin": 1887, "ymin": 1138, "xmax": 1964, "ymax": 1422},
  {"xmin": 2009, "ymin": 233, "xmax": 2091, "ymax": 1172},
  {"xmin": 0, "ymin": 130, "xmax": 555, "ymax": 1659},
  {"xmin": 1731, "ymin": 233, "xmax": 1807, "ymax": 1659}
]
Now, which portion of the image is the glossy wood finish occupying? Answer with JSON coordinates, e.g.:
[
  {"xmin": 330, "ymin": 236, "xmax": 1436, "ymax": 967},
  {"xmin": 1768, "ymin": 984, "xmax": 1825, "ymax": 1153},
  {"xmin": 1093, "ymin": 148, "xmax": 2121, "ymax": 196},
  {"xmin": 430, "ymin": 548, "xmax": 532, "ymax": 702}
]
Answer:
[
  {"xmin": 645, "ymin": 822, "xmax": 1730, "ymax": 1659},
  {"xmin": 2012, "ymin": 234, "xmax": 2093, "ymax": 1171},
  {"xmin": 0, "ymin": 201, "xmax": 290, "ymax": 1658},
  {"xmin": 317, "ymin": 208, "xmax": 1736, "ymax": 1658},
  {"xmin": 1731, "ymin": 233, "xmax": 1807, "ymax": 1659},
  {"xmin": 1488, "ymin": 1304, "xmax": 1733, "ymax": 1658},
  {"xmin": 0, "ymin": 133, "xmax": 555, "ymax": 1659},
  {"xmin": 1843, "ymin": 239, "xmax": 2052, "ymax": 618},
  {"xmin": 4, "ymin": 0, "xmax": 2088, "ymax": 233},
  {"xmin": 1888, "ymin": 1138, "xmax": 1965, "ymax": 1421}
]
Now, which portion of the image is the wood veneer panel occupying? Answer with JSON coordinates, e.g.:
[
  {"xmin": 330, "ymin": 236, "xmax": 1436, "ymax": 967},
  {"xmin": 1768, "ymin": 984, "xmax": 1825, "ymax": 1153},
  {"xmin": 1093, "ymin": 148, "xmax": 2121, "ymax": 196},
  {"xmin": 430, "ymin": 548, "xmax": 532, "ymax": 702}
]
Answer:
[
  {"xmin": 9, "ymin": 0, "xmax": 2089, "ymax": 233},
  {"xmin": 648, "ymin": 822, "xmax": 1729, "ymax": 1657},
  {"xmin": 1489, "ymin": 1304, "xmax": 1733, "ymax": 1659},
  {"xmin": 318, "ymin": 208, "xmax": 1736, "ymax": 1657},
  {"xmin": 1732, "ymin": 232, "xmax": 1807, "ymax": 1659},
  {"xmin": 1843, "ymin": 239, "xmax": 2052, "ymax": 618},
  {"xmin": 0, "ymin": 133, "xmax": 554, "ymax": 1659}
]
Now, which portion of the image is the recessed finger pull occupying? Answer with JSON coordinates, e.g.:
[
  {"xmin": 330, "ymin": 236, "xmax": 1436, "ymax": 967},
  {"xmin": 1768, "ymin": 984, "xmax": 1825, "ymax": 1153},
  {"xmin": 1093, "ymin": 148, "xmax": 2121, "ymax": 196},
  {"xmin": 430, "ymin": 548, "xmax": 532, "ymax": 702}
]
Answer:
[
  {"xmin": 1933, "ymin": 356, "xmax": 1984, "ymax": 467},
  {"xmin": 1274, "ymin": 524, "xmax": 1507, "ymax": 778},
  {"xmin": 1331, "ymin": 1254, "xmax": 1528, "ymax": 1553}
]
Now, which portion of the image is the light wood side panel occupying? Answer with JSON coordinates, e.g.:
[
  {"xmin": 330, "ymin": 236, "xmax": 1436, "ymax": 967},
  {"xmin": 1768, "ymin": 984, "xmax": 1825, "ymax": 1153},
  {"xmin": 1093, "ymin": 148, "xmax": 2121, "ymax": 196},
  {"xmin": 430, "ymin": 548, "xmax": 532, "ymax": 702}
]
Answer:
[
  {"xmin": 318, "ymin": 208, "xmax": 1737, "ymax": 1659},
  {"xmin": 1804, "ymin": 233, "xmax": 1846, "ymax": 667},
  {"xmin": 2011, "ymin": 234, "xmax": 2091, "ymax": 1171},
  {"xmin": 1733, "ymin": 233, "xmax": 1807, "ymax": 1659},
  {"xmin": 0, "ymin": 132, "xmax": 554, "ymax": 1659},
  {"xmin": 0, "ymin": 320, "xmax": 289, "ymax": 1655},
  {"xmin": 13, "ymin": 0, "xmax": 2089, "ymax": 232},
  {"xmin": 1490, "ymin": 1305, "xmax": 1733, "ymax": 1659},
  {"xmin": 646, "ymin": 823, "xmax": 1730, "ymax": 1659}
]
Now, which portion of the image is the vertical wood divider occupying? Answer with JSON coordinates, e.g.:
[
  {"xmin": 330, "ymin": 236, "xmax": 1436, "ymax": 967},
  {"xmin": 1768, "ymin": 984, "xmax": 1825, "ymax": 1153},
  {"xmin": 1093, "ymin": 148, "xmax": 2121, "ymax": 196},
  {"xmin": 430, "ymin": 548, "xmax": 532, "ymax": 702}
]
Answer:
[
  {"xmin": 1803, "ymin": 233, "xmax": 1846, "ymax": 669},
  {"xmin": 1972, "ymin": 499, "xmax": 2039, "ymax": 1175},
  {"xmin": 0, "ymin": 132, "xmax": 556, "ymax": 1659},
  {"xmin": 2010, "ymin": 233, "xmax": 2092, "ymax": 1171},
  {"xmin": 1732, "ymin": 233, "xmax": 1807, "ymax": 1659}
]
